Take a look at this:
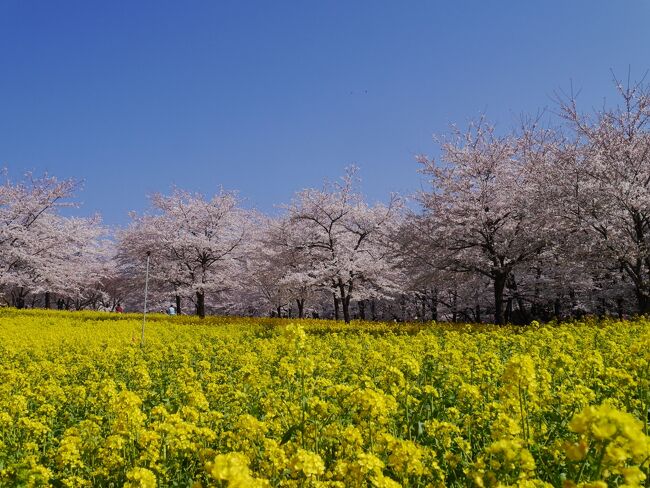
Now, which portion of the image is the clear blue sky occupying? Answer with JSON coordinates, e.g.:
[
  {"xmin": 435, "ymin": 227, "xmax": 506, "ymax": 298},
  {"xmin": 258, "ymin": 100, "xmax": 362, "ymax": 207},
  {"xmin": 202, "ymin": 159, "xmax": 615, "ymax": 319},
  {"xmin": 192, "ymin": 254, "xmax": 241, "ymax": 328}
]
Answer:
[{"xmin": 1, "ymin": 1, "xmax": 648, "ymax": 225}]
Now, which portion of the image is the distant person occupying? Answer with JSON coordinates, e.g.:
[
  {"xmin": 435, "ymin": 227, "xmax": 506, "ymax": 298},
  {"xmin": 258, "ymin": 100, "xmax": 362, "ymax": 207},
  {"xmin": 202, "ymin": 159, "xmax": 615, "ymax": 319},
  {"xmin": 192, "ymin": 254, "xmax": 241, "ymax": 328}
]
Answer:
[
  {"xmin": 115, "ymin": 304, "xmax": 124, "ymax": 313},
  {"xmin": 167, "ymin": 304, "xmax": 176, "ymax": 315}
]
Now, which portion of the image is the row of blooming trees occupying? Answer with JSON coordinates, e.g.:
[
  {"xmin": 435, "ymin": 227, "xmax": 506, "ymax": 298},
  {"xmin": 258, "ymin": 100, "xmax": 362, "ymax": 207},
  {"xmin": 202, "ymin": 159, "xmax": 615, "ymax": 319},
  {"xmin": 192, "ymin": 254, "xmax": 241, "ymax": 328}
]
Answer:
[
  {"xmin": 0, "ymin": 172, "xmax": 111, "ymax": 310},
  {"xmin": 3, "ymin": 79, "xmax": 650, "ymax": 323}
]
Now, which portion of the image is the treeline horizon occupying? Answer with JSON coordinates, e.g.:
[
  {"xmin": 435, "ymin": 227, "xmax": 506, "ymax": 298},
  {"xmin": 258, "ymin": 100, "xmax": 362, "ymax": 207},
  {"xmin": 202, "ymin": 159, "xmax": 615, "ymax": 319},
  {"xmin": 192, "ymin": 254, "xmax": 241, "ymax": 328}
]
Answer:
[{"xmin": 2, "ymin": 76, "xmax": 650, "ymax": 325}]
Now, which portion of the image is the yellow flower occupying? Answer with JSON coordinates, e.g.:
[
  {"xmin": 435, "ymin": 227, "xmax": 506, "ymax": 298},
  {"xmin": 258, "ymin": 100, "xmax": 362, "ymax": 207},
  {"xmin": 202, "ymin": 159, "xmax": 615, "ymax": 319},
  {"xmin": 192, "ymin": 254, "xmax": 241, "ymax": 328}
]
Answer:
[
  {"xmin": 289, "ymin": 449, "xmax": 325, "ymax": 478},
  {"xmin": 124, "ymin": 467, "xmax": 157, "ymax": 488},
  {"xmin": 205, "ymin": 452, "xmax": 268, "ymax": 486}
]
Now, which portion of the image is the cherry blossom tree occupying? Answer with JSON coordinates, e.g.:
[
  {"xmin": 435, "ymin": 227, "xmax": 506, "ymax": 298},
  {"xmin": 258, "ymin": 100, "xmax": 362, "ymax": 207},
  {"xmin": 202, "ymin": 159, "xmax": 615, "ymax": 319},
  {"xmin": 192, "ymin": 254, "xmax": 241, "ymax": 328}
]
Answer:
[
  {"xmin": 0, "ymin": 172, "xmax": 79, "ymax": 305},
  {"xmin": 118, "ymin": 188, "xmax": 252, "ymax": 318},
  {"xmin": 416, "ymin": 119, "xmax": 559, "ymax": 324},
  {"xmin": 397, "ymin": 209, "xmax": 507, "ymax": 322},
  {"xmin": 556, "ymin": 76, "xmax": 650, "ymax": 314},
  {"xmin": 0, "ymin": 172, "xmax": 111, "ymax": 309},
  {"xmin": 30, "ymin": 214, "xmax": 111, "ymax": 310},
  {"xmin": 246, "ymin": 215, "xmax": 321, "ymax": 318},
  {"xmin": 285, "ymin": 168, "xmax": 403, "ymax": 323}
]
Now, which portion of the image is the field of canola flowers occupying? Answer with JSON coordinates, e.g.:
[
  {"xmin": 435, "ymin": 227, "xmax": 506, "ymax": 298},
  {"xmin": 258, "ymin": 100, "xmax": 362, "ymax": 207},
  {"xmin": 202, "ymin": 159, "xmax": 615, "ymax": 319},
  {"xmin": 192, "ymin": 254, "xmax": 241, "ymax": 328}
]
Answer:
[{"xmin": 0, "ymin": 309, "xmax": 649, "ymax": 488}]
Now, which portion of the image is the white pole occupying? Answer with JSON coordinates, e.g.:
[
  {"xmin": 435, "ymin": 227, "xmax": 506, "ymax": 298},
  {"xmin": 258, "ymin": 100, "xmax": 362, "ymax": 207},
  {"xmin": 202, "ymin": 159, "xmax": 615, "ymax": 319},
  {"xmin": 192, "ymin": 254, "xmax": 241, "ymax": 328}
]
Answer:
[{"xmin": 142, "ymin": 251, "xmax": 151, "ymax": 346}]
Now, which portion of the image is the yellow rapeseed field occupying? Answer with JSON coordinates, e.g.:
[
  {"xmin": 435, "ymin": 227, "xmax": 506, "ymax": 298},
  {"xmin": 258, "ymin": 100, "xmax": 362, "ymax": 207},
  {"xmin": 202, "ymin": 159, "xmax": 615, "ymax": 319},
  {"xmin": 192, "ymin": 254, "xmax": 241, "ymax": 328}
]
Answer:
[{"xmin": 0, "ymin": 309, "xmax": 649, "ymax": 487}]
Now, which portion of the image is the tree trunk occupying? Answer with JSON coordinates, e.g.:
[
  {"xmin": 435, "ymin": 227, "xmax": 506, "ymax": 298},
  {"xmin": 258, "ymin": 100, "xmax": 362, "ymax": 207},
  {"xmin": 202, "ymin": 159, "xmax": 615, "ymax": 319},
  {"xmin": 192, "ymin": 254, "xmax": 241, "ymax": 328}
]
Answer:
[
  {"xmin": 15, "ymin": 288, "xmax": 26, "ymax": 309},
  {"xmin": 505, "ymin": 298, "xmax": 513, "ymax": 323},
  {"xmin": 358, "ymin": 300, "xmax": 366, "ymax": 320},
  {"xmin": 569, "ymin": 288, "xmax": 578, "ymax": 317},
  {"xmin": 635, "ymin": 289, "xmax": 650, "ymax": 315},
  {"xmin": 494, "ymin": 272, "xmax": 507, "ymax": 325},
  {"xmin": 517, "ymin": 298, "xmax": 528, "ymax": 324},
  {"xmin": 296, "ymin": 298, "xmax": 305, "ymax": 318},
  {"xmin": 45, "ymin": 292, "xmax": 51, "ymax": 309},
  {"xmin": 554, "ymin": 297, "xmax": 561, "ymax": 320},
  {"xmin": 276, "ymin": 305, "xmax": 282, "ymax": 318},
  {"xmin": 371, "ymin": 299, "xmax": 377, "ymax": 321},
  {"xmin": 451, "ymin": 289, "xmax": 458, "ymax": 322},
  {"xmin": 333, "ymin": 294, "xmax": 340, "ymax": 321},
  {"xmin": 431, "ymin": 288, "xmax": 438, "ymax": 321},
  {"xmin": 175, "ymin": 295, "xmax": 182, "ymax": 315},
  {"xmin": 196, "ymin": 291, "xmax": 206, "ymax": 319},
  {"xmin": 510, "ymin": 275, "xmax": 528, "ymax": 324},
  {"xmin": 475, "ymin": 304, "xmax": 481, "ymax": 323},
  {"xmin": 337, "ymin": 280, "xmax": 352, "ymax": 323},
  {"xmin": 341, "ymin": 295, "xmax": 351, "ymax": 323},
  {"xmin": 616, "ymin": 297, "xmax": 624, "ymax": 320}
]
